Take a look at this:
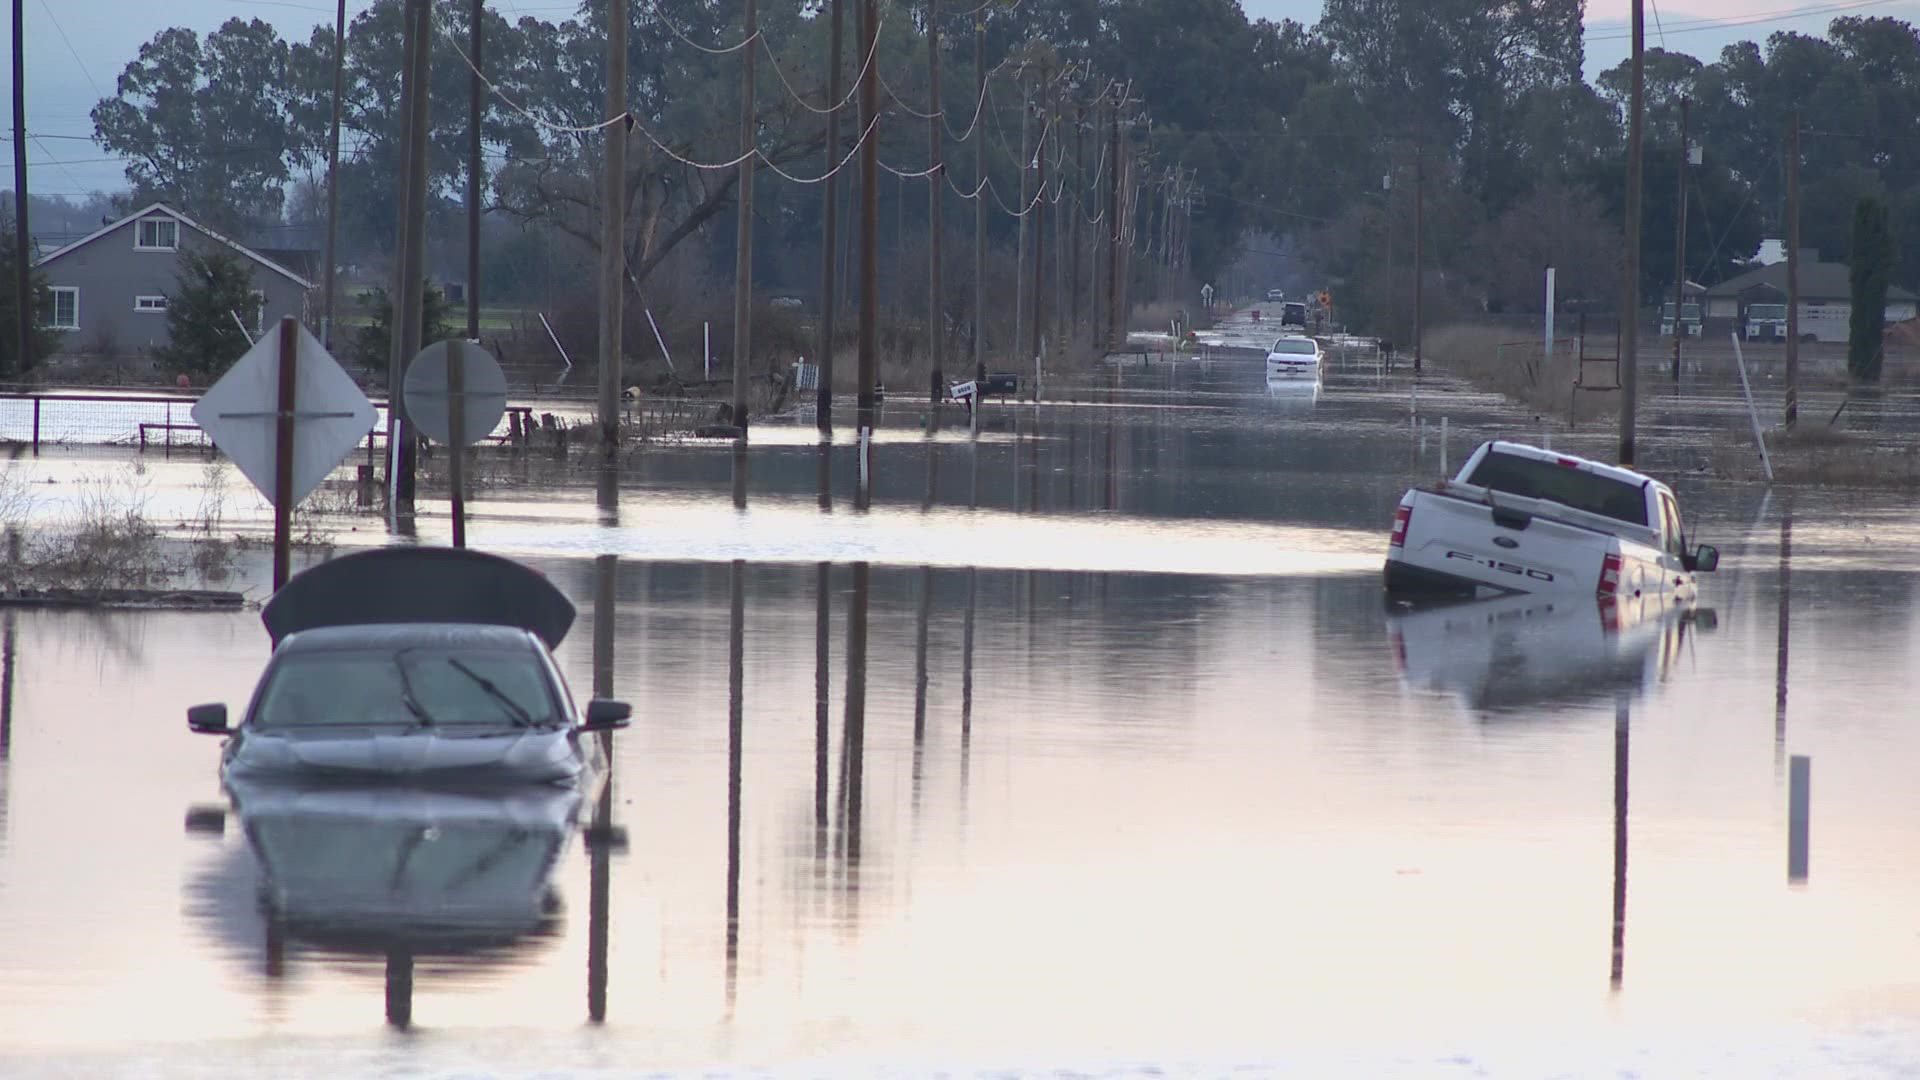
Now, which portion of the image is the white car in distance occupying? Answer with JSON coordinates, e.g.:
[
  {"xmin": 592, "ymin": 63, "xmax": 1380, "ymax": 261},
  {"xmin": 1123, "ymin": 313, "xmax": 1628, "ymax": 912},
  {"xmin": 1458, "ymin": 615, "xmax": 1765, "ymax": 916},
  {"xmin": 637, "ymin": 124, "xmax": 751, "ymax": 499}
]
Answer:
[{"xmin": 1266, "ymin": 334, "xmax": 1323, "ymax": 381}]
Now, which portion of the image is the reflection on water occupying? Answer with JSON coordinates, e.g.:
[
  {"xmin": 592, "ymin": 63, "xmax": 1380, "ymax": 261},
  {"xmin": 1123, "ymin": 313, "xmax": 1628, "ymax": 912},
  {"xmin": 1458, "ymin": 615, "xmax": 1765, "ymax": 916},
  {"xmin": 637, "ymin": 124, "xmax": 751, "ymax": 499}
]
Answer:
[{"xmin": 13, "ymin": 360, "xmax": 1920, "ymax": 1073}]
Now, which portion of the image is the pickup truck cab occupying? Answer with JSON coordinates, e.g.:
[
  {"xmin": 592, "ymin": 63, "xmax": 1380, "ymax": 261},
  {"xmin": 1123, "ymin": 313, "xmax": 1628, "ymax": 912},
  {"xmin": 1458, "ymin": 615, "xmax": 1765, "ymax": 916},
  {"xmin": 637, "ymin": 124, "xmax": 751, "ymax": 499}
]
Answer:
[{"xmin": 1385, "ymin": 441, "xmax": 1718, "ymax": 602}]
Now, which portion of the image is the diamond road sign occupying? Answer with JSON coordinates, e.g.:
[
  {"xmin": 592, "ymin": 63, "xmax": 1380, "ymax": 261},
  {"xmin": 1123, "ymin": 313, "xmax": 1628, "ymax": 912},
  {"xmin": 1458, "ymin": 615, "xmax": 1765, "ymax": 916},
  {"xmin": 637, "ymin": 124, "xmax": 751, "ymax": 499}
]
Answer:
[{"xmin": 192, "ymin": 323, "xmax": 377, "ymax": 506}]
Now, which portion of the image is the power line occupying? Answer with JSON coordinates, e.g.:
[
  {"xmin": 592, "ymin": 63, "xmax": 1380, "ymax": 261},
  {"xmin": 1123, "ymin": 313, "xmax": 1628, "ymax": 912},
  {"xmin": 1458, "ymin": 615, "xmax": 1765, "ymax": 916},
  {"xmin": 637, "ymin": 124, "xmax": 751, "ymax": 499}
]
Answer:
[
  {"xmin": 1586, "ymin": 0, "xmax": 1903, "ymax": 42},
  {"xmin": 35, "ymin": 0, "xmax": 104, "ymax": 102}
]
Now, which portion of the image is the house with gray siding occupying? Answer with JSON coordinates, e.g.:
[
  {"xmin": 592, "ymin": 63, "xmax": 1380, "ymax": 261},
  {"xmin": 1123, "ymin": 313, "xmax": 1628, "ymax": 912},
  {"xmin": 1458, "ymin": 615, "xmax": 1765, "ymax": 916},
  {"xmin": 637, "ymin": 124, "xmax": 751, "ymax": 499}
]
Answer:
[{"xmin": 33, "ymin": 203, "xmax": 314, "ymax": 355}]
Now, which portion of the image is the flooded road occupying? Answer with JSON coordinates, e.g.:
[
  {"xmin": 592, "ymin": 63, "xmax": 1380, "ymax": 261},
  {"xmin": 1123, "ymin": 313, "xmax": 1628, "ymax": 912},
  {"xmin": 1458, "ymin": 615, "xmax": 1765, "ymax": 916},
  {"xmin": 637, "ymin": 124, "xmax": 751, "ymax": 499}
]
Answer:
[{"xmin": 5, "ymin": 355, "xmax": 1920, "ymax": 1076}]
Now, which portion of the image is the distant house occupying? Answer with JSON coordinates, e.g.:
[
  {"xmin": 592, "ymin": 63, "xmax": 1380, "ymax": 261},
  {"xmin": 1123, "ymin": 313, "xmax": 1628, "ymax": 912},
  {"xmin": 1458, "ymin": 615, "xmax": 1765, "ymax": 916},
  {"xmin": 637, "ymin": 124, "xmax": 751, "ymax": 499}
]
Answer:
[
  {"xmin": 33, "ymin": 203, "xmax": 314, "ymax": 354},
  {"xmin": 1703, "ymin": 251, "xmax": 1918, "ymax": 343}
]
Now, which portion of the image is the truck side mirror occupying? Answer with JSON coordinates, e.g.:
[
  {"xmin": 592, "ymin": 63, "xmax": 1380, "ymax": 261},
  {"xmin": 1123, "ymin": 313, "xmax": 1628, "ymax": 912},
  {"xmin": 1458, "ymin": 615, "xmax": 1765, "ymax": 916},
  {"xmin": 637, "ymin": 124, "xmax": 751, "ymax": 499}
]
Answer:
[
  {"xmin": 580, "ymin": 699, "xmax": 631, "ymax": 733},
  {"xmin": 1685, "ymin": 545, "xmax": 1720, "ymax": 573}
]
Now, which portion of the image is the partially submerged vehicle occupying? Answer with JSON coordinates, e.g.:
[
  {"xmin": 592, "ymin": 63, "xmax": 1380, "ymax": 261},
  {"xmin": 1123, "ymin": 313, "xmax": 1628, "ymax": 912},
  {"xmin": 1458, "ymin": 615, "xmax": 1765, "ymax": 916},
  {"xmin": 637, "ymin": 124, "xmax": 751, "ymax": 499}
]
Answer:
[
  {"xmin": 1384, "ymin": 441, "xmax": 1718, "ymax": 602},
  {"xmin": 188, "ymin": 548, "xmax": 630, "ymax": 786}
]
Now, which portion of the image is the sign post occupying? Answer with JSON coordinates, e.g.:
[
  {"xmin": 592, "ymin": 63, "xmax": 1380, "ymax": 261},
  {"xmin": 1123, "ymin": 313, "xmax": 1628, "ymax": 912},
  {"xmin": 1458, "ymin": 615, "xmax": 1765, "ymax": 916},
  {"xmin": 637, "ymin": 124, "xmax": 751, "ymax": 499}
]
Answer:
[
  {"xmin": 404, "ymin": 338, "xmax": 507, "ymax": 549},
  {"xmin": 193, "ymin": 317, "xmax": 379, "ymax": 593},
  {"xmin": 271, "ymin": 318, "xmax": 299, "ymax": 588}
]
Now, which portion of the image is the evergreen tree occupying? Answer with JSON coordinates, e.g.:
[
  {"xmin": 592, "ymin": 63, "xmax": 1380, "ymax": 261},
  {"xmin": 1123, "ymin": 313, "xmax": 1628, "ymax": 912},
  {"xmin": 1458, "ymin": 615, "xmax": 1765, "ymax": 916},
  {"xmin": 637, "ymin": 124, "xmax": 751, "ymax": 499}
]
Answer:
[
  {"xmin": 1849, "ymin": 195, "xmax": 1894, "ymax": 383},
  {"xmin": 348, "ymin": 283, "xmax": 454, "ymax": 382},
  {"xmin": 0, "ymin": 223, "xmax": 60, "ymax": 378},
  {"xmin": 153, "ymin": 248, "xmax": 260, "ymax": 379}
]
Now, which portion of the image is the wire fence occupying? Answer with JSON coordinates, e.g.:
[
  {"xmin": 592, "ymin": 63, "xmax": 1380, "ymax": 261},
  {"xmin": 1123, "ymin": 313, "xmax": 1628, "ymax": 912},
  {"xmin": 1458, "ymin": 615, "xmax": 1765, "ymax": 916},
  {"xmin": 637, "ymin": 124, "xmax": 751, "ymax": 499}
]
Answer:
[{"xmin": 0, "ymin": 391, "xmax": 545, "ymax": 451}]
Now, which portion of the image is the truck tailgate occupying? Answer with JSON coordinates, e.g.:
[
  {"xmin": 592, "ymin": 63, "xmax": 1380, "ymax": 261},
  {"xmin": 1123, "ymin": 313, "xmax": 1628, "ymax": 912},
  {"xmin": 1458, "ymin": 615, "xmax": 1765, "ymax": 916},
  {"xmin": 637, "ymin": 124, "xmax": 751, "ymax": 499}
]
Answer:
[{"xmin": 1401, "ymin": 487, "xmax": 1617, "ymax": 592}]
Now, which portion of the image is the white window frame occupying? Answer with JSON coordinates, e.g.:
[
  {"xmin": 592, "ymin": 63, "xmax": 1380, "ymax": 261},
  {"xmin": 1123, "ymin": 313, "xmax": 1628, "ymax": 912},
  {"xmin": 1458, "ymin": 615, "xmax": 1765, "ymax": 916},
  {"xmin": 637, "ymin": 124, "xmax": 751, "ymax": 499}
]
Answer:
[
  {"xmin": 135, "ymin": 217, "xmax": 179, "ymax": 251},
  {"xmin": 134, "ymin": 295, "xmax": 168, "ymax": 313},
  {"xmin": 47, "ymin": 286, "xmax": 79, "ymax": 331}
]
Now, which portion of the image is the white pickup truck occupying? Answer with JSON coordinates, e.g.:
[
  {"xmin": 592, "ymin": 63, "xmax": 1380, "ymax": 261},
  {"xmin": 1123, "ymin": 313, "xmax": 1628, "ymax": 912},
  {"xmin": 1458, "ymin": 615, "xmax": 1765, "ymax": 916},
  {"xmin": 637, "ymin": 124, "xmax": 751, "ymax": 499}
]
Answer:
[{"xmin": 1384, "ymin": 441, "xmax": 1719, "ymax": 602}]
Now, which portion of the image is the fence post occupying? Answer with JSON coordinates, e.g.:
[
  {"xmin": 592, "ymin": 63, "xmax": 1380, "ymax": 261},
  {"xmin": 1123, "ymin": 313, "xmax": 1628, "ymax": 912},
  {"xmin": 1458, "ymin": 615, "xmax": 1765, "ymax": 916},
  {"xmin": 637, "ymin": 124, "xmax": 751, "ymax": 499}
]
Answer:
[{"xmin": 30, "ymin": 398, "xmax": 38, "ymax": 452}]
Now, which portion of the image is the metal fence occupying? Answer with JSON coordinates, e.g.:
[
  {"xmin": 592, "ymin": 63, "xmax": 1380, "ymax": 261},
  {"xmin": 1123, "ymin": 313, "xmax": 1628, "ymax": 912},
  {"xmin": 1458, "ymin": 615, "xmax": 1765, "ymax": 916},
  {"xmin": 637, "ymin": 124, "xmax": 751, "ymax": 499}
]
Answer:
[{"xmin": 0, "ymin": 390, "xmax": 543, "ymax": 451}]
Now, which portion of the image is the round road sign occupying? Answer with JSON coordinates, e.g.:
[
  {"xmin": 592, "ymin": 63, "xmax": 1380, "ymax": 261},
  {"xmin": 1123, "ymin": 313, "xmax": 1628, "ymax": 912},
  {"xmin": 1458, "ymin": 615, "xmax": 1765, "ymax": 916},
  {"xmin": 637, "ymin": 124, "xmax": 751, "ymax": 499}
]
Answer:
[{"xmin": 403, "ymin": 338, "xmax": 508, "ymax": 446}]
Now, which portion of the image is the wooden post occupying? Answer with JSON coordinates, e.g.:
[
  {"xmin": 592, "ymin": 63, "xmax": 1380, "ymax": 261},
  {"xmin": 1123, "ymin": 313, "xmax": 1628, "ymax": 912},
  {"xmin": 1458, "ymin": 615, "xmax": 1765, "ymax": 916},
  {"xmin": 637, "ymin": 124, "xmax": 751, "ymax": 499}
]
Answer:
[
  {"xmin": 599, "ymin": 0, "xmax": 627, "ymax": 450},
  {"xmin": 1414, "ymin": 146, "xmax": 1425, "ymax": 373},
  {"xmin": 11, "ymin": 0, "xmax": 28, "ymax": 380},
  {"xmin": 732, "ymin": 0, "xmax": 758, "ymax": 437},
  {"xmin": 321, "ymin": 0, "xmax": 345, "ymax": 350},
  {"xmin": 272, "ymin": 316, "xmax": 299, "ymax": 591},
  {"xmin": 817, "ymin": 0, "xmax": 842, "ymax": 435},
  {"xmin": 447, "ymin": 338, "xmax": 468, "ymax": 548},
  {"xmin": 972, "ymin": 15, "xmax": 986, "ymax": 384},
  {"xmin": 467, "ymin": 0, "xmax": 483, "ymax": 343},
  {"xmin": 1619, "ymin": 0, "xmax": 1645, "ymax": 465},
  {"xmin": 1031, "ymin": 69, "xmax": 1048, "ymax": 376},
  {"xmin": 1785, "ymin": 110, "xmax": 1801, "ymax": 431},
  {"xmin": 927, "ymin": 0, "xmax": 944, "ymax": 406},
  {"xmin": 1671, "ymin": 95, "xmax": 1689, "ymax": 382},
  {"xmin": 857, "ymin": 0, "xmax": 879, "ymax": 438},
  {"xmin": 1106, "ymin": 97, "xmax": 1121, "ymax": 351}
]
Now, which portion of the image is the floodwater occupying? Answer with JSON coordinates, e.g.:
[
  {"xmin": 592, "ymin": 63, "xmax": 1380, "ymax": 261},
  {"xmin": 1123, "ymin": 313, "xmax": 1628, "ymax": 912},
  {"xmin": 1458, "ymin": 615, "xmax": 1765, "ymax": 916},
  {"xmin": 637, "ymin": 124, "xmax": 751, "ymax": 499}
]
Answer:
[{"xmin": 6, "ymin": 343, "xmax": 1920, "ymax": 1077}]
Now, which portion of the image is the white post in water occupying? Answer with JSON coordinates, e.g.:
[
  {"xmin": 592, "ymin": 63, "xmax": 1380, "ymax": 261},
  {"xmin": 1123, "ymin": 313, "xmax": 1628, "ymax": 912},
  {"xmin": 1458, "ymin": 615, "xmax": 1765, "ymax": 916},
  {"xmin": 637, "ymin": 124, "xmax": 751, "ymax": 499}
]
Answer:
[
  {"xmin": 1440, "ymin": 416, "xmax": 1449, "ymax": 475},
  {"xmin": 1544, "ymin": 265, "xmax": 1557, "ymax": 364},
  {"xmin": 704, "ymin": 322, "xmax": 712, "ymax": 382},
  {"xmin": 1788, "ymin": 754, "xmax": 1810, "ymax": 882}
]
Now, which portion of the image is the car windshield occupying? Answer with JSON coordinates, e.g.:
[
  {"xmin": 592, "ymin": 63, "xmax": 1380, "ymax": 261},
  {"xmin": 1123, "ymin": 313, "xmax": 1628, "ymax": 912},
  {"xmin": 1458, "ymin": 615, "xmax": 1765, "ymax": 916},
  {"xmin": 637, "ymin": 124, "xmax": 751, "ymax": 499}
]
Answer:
[
  {"xmin": 1465, "ymin": 450, "xmax": 1649, "ymax": 526},
  {"xmin": 1270, "ymin": 338, "xmax": 1316, "ymax": 355},
  {"xmin": 253, "ymin": 647, "xmax": 560, "ymax": 730}
]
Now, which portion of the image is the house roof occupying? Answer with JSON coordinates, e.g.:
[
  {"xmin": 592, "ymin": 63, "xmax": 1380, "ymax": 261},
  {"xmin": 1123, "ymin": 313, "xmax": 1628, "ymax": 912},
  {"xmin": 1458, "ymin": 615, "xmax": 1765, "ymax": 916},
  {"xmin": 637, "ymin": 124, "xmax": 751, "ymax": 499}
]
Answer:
[
  {"xmin": 33, "ymin": 203, "xmax": 316, "ymax": 290},
  {"xmin": 1705, "ymin": 259, "xmax": 1918, "ymax": 302}
]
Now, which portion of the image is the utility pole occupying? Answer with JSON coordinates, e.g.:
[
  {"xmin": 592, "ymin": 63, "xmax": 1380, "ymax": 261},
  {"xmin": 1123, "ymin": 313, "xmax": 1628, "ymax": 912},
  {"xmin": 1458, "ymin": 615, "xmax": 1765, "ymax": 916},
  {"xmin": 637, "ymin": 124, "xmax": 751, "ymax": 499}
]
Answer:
[
  {"xmin": 1030, "ymin": 68, "xmax": 1048, "ymax": 370},
  {"xmin": 1070, "ymin": 100, "xmax": 1084, "ymax": 337},
  {"xmin": 857, "ymin": 0, "xmax": 879, "ymax": 435},
  {"xmin": 926, "ymin": 0, "xmax": 943, "ymax": 405},
  {"xmin": 816, "ymin": 0, "xmax": 842, "ymax": 434},
  {"xmin": 467, "ymin": 0, "xmax": 483, "ymax": 343},
  {"xmin": 1670, "ymin": 95, "xmax": 1689, "ymax": 382},
  {"xmin": 597, "ymin": 0, "xmax": 626, "ymax": 448},
  {"xmin": 1015, "ymin": 79, "xmax": 1030, "ymax": 366},
  {"xmin": 320, "ymin": 0, "xmax": 346, "ymax": 351},
  {"xmin": 389, "ymin": 0, "xmax": 432, "ymax": 513},
  {"xmin": 1413, "ymin": 146, "xmax": 1424, "ymax": 373},
  {"xmin": 971, "ymin": 13, "xmax": 985, "ymax": 384},
  {"xmin": 1785, "ymin": 110, "xmax": 1801, "ymax": 431},
  {"xmin": 11, "ymin": 0, "xmax": 29, "ymax": 378},
  {"xmin": 1619, "ymin": 0, "xmax": 1645, "ymax": 465},
  {"xmin": 1105, "ymin": 95, "xmax": 1121, "ymax": 350},
  {"xmin": 732, "ymin": 0, "xmax": 757, "ymax": 437}
]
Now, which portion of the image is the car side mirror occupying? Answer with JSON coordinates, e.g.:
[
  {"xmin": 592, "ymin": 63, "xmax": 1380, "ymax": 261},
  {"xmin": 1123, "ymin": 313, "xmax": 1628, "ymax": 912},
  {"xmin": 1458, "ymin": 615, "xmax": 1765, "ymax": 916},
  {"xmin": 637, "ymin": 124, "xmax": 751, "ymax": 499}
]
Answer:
[
  {"xmin": 580, "ymin": 699, "xmax": 631, "ymax": 733},
  {"xmin": 187, "ymin": 703, "xmax": 230, "ymax": 735},
  {"xmin": 1685, "ymin": 545, "xmax": 1720, "ymax": 573}
]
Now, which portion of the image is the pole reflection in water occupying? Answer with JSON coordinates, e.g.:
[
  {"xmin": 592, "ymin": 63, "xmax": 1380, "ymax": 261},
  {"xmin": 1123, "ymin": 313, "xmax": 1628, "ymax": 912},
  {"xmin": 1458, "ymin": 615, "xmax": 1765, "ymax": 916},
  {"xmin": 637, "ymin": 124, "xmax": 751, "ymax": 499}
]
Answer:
[
  {"xmin": 816, "ymin": 440, "xmax": 832, "ymax": 512},
  {"xmin": 912, "ymin": 565, "xmax": 933, "ymax": 821},
  {"xmin": 814, "ymin": 563, "xmax": 832, "ymax": 866},
  {"xmin": 732, "ymin": 444, "xmax": 749, "ymax": 511},
  {"xmin": 0, "ymin": 610, "xmax": 14, "ymax": 760},
  {"xmin": 840, "ymin": 562, "xmax": 870, "ymax": 870},
  {"xmin": 385, "ymin": 949, "xmax": 414, "ymax": 1028},
  {"xmin": 961, "ymin": 567, "xmax": 976, "ymax": 819},
  {"xmin": 726, "ymin": 559, "xmax": 745, "ymax": 1008},
  {"xmin": 594, "ymin": 556, "xmax": 616, "ymax": 700},
  {"xmin": 922, "ymin": 441, "xmax": 940, "ymax": 512},
  {"xmin": 587, "ymin": 776, "xmax": 612, "ymax": 1023},
  {"xmin": 1611, "ymin": 693, "xmax": 1630, "ymax": 990},
  {"xmin": 1776, "ymin": 503, "xmax": 1793, "ymax": 755}
]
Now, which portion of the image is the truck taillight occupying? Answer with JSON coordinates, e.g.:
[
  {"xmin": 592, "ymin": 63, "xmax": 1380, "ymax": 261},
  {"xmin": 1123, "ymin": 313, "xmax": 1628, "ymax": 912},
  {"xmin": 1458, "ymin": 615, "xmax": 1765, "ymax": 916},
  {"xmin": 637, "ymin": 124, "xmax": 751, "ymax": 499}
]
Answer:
[
  {"xmin": 1390, "ymin": 505, "xmax": 1413, "ymax": 547},
  {"xmin": 1597, "ymin": 552, "xmax": 1623, "ymax": 597}
]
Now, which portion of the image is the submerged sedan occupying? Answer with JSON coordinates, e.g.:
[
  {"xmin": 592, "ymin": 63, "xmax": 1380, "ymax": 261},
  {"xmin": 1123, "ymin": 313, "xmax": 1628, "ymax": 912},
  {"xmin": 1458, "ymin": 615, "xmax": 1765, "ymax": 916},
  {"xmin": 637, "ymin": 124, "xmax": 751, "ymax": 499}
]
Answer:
[{"xmin": 188, "ymin": 548, "xmax": 629, "ymax": 786}]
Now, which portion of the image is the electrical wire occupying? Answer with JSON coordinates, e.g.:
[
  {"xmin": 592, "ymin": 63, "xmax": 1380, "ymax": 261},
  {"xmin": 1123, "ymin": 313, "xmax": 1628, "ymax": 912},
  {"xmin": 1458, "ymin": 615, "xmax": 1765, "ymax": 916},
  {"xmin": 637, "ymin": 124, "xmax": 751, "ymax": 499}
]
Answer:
[
  {"xmin": 756, "ymin": 15, "xmax": 882, "ymax": 117},
  {"xmin": 636, "ymin": 0, "xmax": 759, "ymax": 55},
  {"xmin": 1585, "ymin": 0, "xmax": 1900, "ymax": 41}
]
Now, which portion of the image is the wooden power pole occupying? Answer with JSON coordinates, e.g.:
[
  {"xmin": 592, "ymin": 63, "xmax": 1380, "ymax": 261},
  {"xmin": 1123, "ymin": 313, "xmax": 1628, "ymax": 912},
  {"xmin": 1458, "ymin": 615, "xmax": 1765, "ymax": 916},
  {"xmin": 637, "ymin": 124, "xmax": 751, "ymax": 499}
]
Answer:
[
  {"xmin": 1413, "ymin": 146, "xmax": 1424, "ymax": 373},
  {"xmin": 817, "ymin": 0, "xmax": 842, "ymax": 435},
  {"xmin": 1105, "ymin": 96, "xmax": 1121, "ymax": 351},
  {"xmin": 11, "ymin": 0, "xmax": 29, "ymax": 378},
  {"xmin": 598, "ymin": 0, "xmax": 626, "ymax": 448},
  {"xmin": 321, "ymin": 0, "xmax": 346, "ymax": 351},
  {"xmin": 1785, "ymin": 110, "xmax": 1801, "ymax": 431},
  {"xmin": 1030, "ymin": 69, "xmax": 1048, "ymax": 371},
  {"xmin": 467, "ymin": 0, "xmax": 483, "ymax": 343},
  {"xmin": 1619, "ymin": 0, "xmax": 1645, "ymax": 466},
  {"xmin": 926, "ymin": 0, "xmax": 944, "ymax": 405},
  {"xmin": 857, "ymin": 0, "xmax": 879, "ymax": 434},
  {"xmin": 390, "ymin": 0, "xmax": 432, "ymax": 512},
  {"xmin": 971, "ymin": 14, "xmax": 986, "ymax": 383},
  {"xmin": 732, "ymin": 0, "xmax": 758, "ymax": 437},
  {"xmin": 1670, "ymin": 95, "xmax": 1689, "ymax": 382}
]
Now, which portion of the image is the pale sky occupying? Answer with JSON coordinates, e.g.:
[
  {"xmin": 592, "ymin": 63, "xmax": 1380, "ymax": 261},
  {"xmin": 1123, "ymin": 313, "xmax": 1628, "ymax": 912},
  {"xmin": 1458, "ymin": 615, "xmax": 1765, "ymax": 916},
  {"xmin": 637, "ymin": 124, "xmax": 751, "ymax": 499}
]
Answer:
[{"xmin": 6, "ymin": 0, "xmax": 1919, "ymax": 199}]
